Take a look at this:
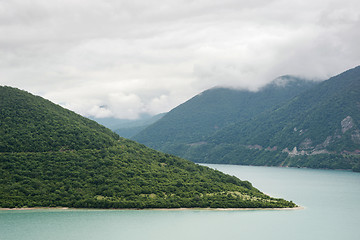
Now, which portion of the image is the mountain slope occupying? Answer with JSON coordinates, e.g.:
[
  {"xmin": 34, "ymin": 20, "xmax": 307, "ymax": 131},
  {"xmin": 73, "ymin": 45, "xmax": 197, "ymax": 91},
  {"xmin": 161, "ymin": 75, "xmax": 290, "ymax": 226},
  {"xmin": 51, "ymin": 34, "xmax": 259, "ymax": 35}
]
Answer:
[
  {"xmin": 114, "ymin": 113, "xmax": 166, "ymax": 138},
  {"xmin": 0, "ymin": 87, "xmax": 119, "ymax": 152},
  {"xmin": 91, "ymin": 113, "xmax": 166, "ymax": 138},
  {"xmin": 134, "ymin": 76, "xmax": 318, "ymax": 155},
  {"xmin": 180, "ymin": 66, "xmax": 360, "ymax": 171},
  {"xmin": 0, "ymin": 86, "xmax": 296, "ymax": 209}
]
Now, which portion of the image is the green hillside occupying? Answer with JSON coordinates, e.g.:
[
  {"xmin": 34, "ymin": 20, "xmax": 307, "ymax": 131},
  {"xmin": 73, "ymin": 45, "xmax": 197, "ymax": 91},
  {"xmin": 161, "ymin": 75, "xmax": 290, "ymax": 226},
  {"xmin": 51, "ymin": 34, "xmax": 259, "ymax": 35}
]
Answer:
[
  {"xmin": 134, "ymin": 76, "xmax": 318, "ymax": 152},
  {"xmin": 168, "ymin": 66, "xmax": 360, "ymax": 171},
  {"xmin": 0, "ymin": 87, "xmax": 119, "ymax": 152},
  {"xmin": 0, "ymin": 86, "xmax": 296, "ymax": 209}
]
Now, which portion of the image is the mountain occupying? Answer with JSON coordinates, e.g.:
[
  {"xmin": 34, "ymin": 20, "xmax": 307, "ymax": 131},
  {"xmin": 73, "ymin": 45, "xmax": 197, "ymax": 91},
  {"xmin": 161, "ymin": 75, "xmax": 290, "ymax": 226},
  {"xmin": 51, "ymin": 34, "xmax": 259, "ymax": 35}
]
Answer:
[
  {"xmin": 0, "ymin": 86, "xmax": 295, "ymax": 209},
  {"xmin": 91, "ymin": 113, "xmax": 165, "ymax": 131},
  {"xmin": 113, "ymin": 113, "xmax": 166, "ymax": 138},
  {"xmin": 91, "ymin": 113, "xmax": 165, "ymax": 138},
  {"xmin": 135, "ymin": 66, "xmax": 360, "ymax": 172},
  {"xmin": 133, "ymin": 76, "xmax": 319, "ymax": 156},
  {"xmin": 0, "ymin": 88, "xmax": 119, "ymax": 153},
  {"xmin": 200, "ymin": 66, "xmax": 360, "ymax": 171}
]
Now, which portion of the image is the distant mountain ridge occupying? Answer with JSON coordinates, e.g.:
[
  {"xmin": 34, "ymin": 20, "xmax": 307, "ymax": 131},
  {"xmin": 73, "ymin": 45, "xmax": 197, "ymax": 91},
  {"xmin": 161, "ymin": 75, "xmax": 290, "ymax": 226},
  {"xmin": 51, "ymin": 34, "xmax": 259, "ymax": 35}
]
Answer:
[
  {"xmin": 133, "ymin": 76, "xmax": 319, "ymax": 152},
  {"xmin": 91, "ymin": 113, "xmax": 166, "ymax": 138},
  {"xmin": 134, "ymin": 67, "xmax": 360, "ymax": 172},
  {"xmin": 202, "ymin": 66, "xmax": 360, "ymax": 170},
  {"xmin": 0, "ymin": 86, "xmax": 295, "ymax": 209}
]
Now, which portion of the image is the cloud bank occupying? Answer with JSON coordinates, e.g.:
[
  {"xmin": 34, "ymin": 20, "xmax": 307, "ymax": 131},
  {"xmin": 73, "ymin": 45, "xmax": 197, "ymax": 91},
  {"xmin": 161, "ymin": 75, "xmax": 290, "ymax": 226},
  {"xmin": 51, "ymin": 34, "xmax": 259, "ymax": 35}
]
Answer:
[{"xmin": 1, "ymin": 0, "xmax": 359, "ymax": 118}]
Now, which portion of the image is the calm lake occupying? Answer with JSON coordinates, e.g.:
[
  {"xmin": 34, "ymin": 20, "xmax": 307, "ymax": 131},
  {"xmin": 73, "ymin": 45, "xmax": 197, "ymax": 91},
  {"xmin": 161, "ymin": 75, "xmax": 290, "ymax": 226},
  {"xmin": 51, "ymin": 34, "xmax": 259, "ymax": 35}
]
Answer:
[{"xmin": 1, "ymin": 164, "xmax": 359, "ymax": 240}]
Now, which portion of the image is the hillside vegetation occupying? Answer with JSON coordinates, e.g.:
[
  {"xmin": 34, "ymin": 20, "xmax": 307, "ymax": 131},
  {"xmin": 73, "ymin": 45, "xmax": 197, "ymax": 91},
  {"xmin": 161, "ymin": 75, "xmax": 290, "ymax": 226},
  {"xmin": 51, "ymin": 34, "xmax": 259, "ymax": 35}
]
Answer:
[
  {"xmin": 0, "ymin": 87, "xmax": 119, "ymax": 152},
  {"xmin": 0, "ymin": 86, "xmax": 296, "ymax": 209},
  {"xmin": 134, "ymin": 76, "xmax": 317, "ymax": 150},
  {"xmin": 134, "ymin": 67, "xmax": 360, "ymax": 172},
  {"xmin": 202, "ymin": 66, "xmax": 360, "ymax": 171}
]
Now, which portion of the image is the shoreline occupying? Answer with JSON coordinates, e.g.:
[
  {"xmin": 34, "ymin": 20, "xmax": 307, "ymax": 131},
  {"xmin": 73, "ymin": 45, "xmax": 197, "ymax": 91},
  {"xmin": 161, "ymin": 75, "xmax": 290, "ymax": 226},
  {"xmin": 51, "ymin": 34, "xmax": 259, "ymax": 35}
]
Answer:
[
  {"xmin": 0, "ymin": 206, "xmax": 304, "ymax": 211},
  {"xmin": 202, "ymin": 163, "xmax": 356, "ymax": 173}
]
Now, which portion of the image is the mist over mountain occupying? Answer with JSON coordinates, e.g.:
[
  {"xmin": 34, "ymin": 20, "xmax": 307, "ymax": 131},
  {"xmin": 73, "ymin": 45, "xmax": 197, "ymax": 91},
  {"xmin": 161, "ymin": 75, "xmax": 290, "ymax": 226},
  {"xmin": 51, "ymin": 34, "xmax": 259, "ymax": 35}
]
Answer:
[
  {"xmin": 202, "ymin": 66, "xmax": 360, "ymax": 170},
  {"xmin": 133, "ymin": 76, "xmax": 319, "ymax": 151},
  {"xmin": 134, "ymin": 67, "xmax": 360, "ymax": 172},
  {"xmin": 91, "ymin": 113, "xmax": 166, "ymax": 138}
]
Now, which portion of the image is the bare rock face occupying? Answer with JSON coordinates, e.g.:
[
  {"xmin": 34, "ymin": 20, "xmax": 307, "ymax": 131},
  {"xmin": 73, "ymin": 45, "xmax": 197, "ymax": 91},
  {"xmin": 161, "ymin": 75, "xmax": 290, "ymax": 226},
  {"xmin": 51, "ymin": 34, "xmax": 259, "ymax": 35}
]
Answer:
[
  {"xmin": 315, "ymin": 136, "xmax": 332, "ymax": 150},
  {"xmin": 284, "ymin": 147, "xmax": 307, "ymax": 156},
  {"xmin": 266, "ymin": 146, "xmax": 278, "ymax": 151},
  {"xmin": 352, "ymin": 130, "xmax": 360, "ymax": 144},
  {"xmin": 341, "ymin": 116, "xmax": 354, "ymax": 133},
  {"xmin": 322, "ymin": 136, "xmax": 332, "ymax": 147},
  {"xmin": 299, "ymin": 138, "xmax": 313, "ymax": 150},
  {"xmin": 246, "ymin": 144, "xmax": 263, "ymax": 150}
]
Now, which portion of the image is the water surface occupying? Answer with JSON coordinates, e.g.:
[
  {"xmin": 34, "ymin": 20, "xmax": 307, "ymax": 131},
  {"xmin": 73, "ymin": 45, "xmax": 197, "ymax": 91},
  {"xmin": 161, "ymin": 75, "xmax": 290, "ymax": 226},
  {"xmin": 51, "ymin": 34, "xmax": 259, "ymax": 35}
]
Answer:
[{"xmin": 1, "ymin": 165, "xmax": 359, "ymax": 240}]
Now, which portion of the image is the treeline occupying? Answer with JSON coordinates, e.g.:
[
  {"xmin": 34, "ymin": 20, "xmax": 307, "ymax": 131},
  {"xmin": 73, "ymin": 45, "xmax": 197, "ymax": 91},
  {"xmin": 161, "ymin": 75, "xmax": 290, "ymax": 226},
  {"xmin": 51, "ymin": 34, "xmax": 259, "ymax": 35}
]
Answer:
[
  {"xmin": 133, "ymin": 78, "xmax": 317, "ymax": 149},
  {"xmin": 0, "ymin": 144, "xmax": 296, "ymax": 209},
  {"xmin": 0, "ymin": 85, "xmax": 297, "ymax": 209},
  {"xmin": 136, "ymin": 66, "xmax": 360, "ymax": 172},
  {"xmin": 160, "ymin": 142, "xmax": 360, "ymax": 172},
  {"xmin": 0, "ymin": 86, "xmax": 119, "ymax": 152}
]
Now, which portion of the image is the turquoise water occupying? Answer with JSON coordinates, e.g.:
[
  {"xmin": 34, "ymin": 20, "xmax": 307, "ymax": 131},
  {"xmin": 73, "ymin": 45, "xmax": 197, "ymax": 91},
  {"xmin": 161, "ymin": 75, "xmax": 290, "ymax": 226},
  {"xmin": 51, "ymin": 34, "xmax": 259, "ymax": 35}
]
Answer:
[{"xmin": 1, "ymin": 165, "xmax": 359, "ymax": 240}]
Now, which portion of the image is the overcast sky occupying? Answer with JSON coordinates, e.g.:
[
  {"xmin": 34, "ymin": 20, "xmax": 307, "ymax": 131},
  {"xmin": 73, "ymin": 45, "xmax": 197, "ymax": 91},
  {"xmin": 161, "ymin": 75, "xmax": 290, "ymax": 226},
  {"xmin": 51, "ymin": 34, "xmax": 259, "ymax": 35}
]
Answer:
[{"xmin": 1, "ymin": 0, "xmax": 359, "ymax": 119}]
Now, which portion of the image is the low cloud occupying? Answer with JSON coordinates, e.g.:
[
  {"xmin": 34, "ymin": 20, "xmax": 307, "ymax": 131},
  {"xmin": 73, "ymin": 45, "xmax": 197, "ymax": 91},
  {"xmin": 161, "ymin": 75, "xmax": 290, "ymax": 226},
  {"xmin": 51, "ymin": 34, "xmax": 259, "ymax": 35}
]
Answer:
[{"xmin": 1, "ymin": 0, "xmax": 359, "ymax": 119}]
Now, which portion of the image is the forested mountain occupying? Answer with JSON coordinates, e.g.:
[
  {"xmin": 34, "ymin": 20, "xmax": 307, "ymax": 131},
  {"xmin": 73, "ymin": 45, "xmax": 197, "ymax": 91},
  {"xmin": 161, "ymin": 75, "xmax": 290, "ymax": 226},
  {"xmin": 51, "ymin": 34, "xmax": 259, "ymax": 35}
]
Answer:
[
  {"xmin": 135, "ymin": 66, "xmax": 360, "ymax": 172},
  {"xmin": 133, "ymin": 76, "xmax": 318, "ymax": 156},
  {"xmin": 0, "ymin": 87, "xmax": 120, "ymax": 153},
  {"xmin": 201, "ymin": 66, "xmax": 360, "ymax": 171},
  {"xmin": 0, "ymin": 86, "xmax": 295, "ymax": 209}
]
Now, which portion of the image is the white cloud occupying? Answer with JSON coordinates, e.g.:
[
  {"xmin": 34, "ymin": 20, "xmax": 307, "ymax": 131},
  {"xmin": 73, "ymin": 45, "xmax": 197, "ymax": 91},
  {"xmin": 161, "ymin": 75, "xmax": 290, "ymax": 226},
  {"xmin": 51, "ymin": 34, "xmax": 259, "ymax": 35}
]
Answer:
[{"xmin": 1, "ymin": 0, "xmax": 359, "ymax": 119}]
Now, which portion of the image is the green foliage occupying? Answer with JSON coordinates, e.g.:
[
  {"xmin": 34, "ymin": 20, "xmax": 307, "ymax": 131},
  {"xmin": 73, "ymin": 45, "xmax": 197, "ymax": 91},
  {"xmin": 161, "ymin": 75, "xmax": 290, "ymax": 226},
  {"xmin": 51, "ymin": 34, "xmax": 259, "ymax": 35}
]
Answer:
[
  {"xmin": 0, "ymin": 86, "xmax": 120, "ymax": 152},
  {"xmin": 212, "ymin": 66, "xmax": 360, "ymax": 150},
  {"xmin": 176, "ymin": 143, "xmax": 360, "ymax": 170},
  {"xmin": 133, "ymin": 77, "xmax": 318, "ymax": 149},
  {"xmin": 0, "ymin": 144, "xmax": 295, "ymax": 209},
  {"xmin": 133, "ymin": 66, "xmax": 360, "ymax": 172},
  {"xmin": 353, "ymin": 162, "xmax": 360, "ymax": 172},
  {"xmin": 201, "ymin": 66, "xmax": 360, "ymax": 171},
  {"xmin": 0, "ymin": 86, "xmax": 296, "ymax": 209}
]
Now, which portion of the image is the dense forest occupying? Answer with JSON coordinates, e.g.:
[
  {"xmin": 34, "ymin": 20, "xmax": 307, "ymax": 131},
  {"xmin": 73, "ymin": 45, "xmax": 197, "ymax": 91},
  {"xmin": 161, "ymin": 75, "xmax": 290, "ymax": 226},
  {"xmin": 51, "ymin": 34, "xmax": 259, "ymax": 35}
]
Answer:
[
  {"xmin": 0, "ymin": 86, "xmax": 119, "ymax": 152},
  {"xmin": 200, "ymin": 66, "xmax": 360, "ymax": 171},
  {"xmin": 0, "ymin": 86, "xmax": 296, "ymax": 209},
  {"xmin": 134, "ymin": 76, "xmax": 318, "ymax": 148},
  {"xmin": 134, "ymin": 66, "xmax": 360, "ymax": 172}
]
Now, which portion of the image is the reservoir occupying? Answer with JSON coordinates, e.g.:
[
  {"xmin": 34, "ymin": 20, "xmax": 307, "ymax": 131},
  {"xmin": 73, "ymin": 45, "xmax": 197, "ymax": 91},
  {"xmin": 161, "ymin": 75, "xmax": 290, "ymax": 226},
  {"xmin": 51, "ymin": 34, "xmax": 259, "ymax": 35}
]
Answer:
[{"xmin": 1, "ymin": 164, "xmax": 359, "ymax": 240}]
